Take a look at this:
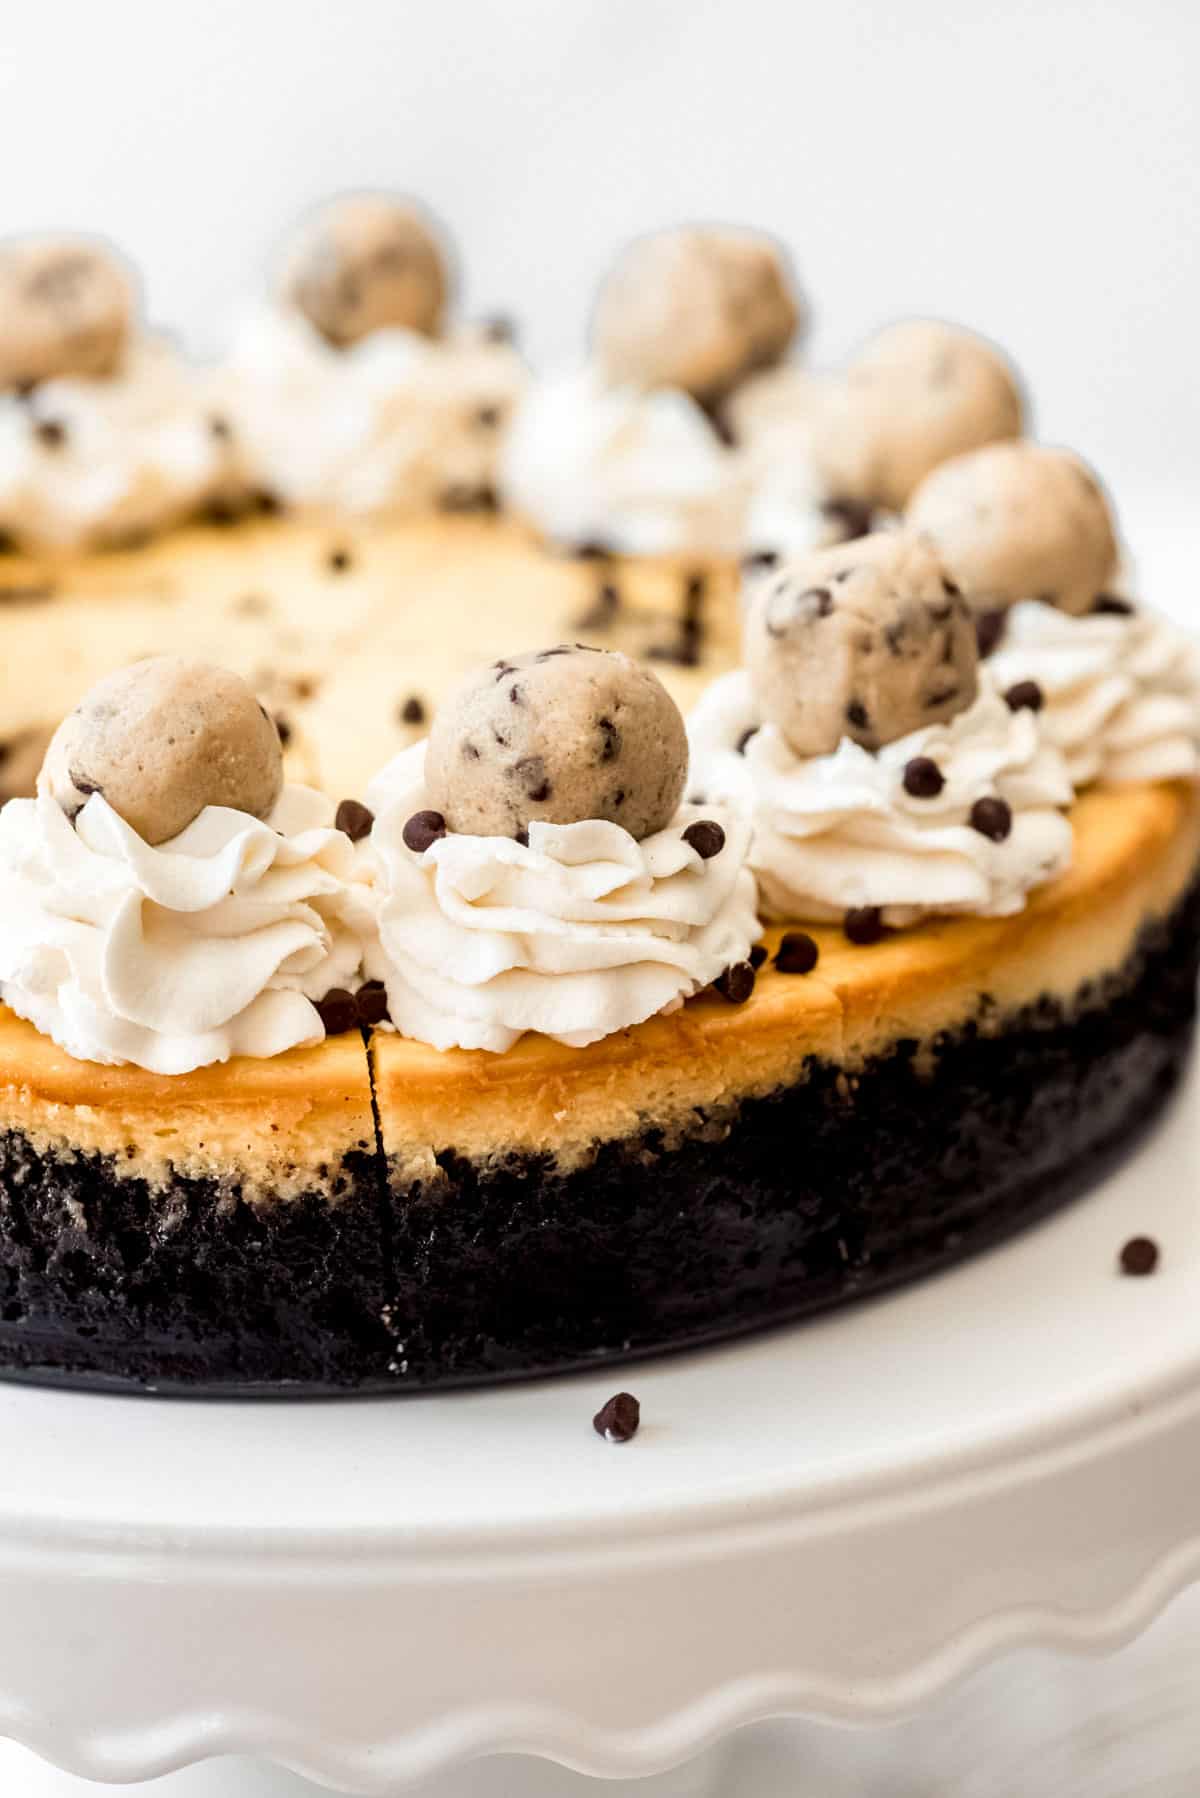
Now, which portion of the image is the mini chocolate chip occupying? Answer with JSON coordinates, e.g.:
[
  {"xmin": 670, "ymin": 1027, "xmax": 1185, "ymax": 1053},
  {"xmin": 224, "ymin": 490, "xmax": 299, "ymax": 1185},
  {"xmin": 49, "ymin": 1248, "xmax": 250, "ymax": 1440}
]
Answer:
[
  {"xmin": 274, "ymin": 713, "xmax": 293, "ymax": 747},
  {"xmin": 807, "ymin": 586, "xmax": 834, "ymax": 618},
  {"xmin": 775, "ymin": 931, "xmax": 819, "ymax": 975},
  {"xmin": 463, "ymin": 741, "xmax": 481, "ymax": 760},
  {"xmin": 844, "ymin": 906, "xmax": 886, "ymax": 945},
  {"xmin": 399, "ymin": 694, "xmax": 426, "ymax": 725},
  {"xmin": 682, "ymin": 819, "xmax": 725, "ymax": 859},
  {"xmin": 474, "ymin": 403, "xmax": 502, "ymax": 430},
  {"xmin": 822, "ymin": 498, "xmax": 873, "ymax": 540},
  {"xmin": 208, "ymin": 413, "xmax": 233, "ymax": 441},
  {"xmin": 611, "ymin": 788, "xmax": 626, "ymax": 806},
  {"xmin": 514, "ymin": 827, "xmax": 530, "ymax": 846},
  {"xmin": 736, "ymin": 726, "xmax": 759, "ymax": 755},
  {"xmin": 748, "ymin": 943, "xmax": 768, "ymax": 970},
  {"xmin": 254, "ymin": 487, "xmax": 283, "ymax": 515},
  {"xmin": 508, "ymin": 682, "xmax": 525, "ymax": 706},
  {"xmin": 903, "ymin": 756, "xmax": 945, "ymax": 799},
  {"xmin": 402, "ymin": 810, "xmax": 447, "ymax": 853},
  {"xmin": 1119, "ymin": 1235, "xmax": 1159, "ymax": 1276},
  {"xmin": 969, "ymin": 796, "xmax": 1012, "ymax": 842},
  {"xmin": 975, "ymin": 609, "xmax": 1007, "ymax": 657},
  {"xmin": 515, "ymin": 755, "xmax": 551, "ymax": 801},
  {"xmin": 593, "ymin": 1391, "xmax": 640, "ymax": 1443},
  {"xmin": 1093, "ymin": 594, "xmax": 1135, "ymax": 616},
  {"xmin": 335, "ymin": 798, "xmax": 374, "ymax": 843},
  {"xmin": 846, "ymin": 699, "xmax": 869, "ymax": 730},
  {"xmin": 315, "ymin": 988, "xmax": 359, "ymax": 1036},
  {"xmin": 355, "ymin": 980, "xmax": 390, "ymax": 1027},
  {"xmin": 597, "ymin": 716, "xmax": 621, "ymax": 762},
  {"xmin": 742, "ymin": 549, "xmax": 779, "ymax": 572},
  {"xmin": 327, "ymin": 546, "xmax": 353, "ymax": 573},
  {"xmin": 714, "ymin": 960, "xmax": 756, "ymax": 1003},
  {"xmin": 941, "ymin": 576, "xmax": 962, "ymax": 598},
  {"xmin": 34, "ymin": 417, "xmax": 66, "ymax": 449},
  {"xmin": 1004, "ymin": 680, "xmax": 1044, "ymax": 713},
  {"xmin": 575, "ymin": 579, "xmax": 620, "ymax": 630}
]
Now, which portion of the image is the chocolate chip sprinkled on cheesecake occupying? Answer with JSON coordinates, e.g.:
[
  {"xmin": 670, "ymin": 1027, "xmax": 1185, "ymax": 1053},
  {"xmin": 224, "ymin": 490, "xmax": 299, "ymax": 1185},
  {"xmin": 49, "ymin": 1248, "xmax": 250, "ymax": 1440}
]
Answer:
[
  {"xmin": 398, "ymin": 694, "xmax": 427, "ymax": 726},
  {"xmin": 335, "ymin": 798, "xmax": 374, "ymax": 843},
  {"xmin": 682, "ymin": 819, "xmax": 725, "ymax": 859},
  {"xmin": 1119, "ymin": 1235, "xmax": 1160, "ymax": 1276},
  {"xmin": 969, "ymin": 796, "xmax": 1013, "ymax": 842},
  {"xmin": 402, "ymin": 809, "xmax": 447, "ymax": 853},
  {"xmin": 314, "ymin": 987, "xmax": 359, "ymax": 1036},
  {"xmin": 902, "ymin": 755, "xmax": 945, "ymax": 799},
  {"xmin": 355, "ymin": 980, "xmax": 390, "ymax": 1026},
  {"xmin": 714, "ymin": 959, "xmax": 756, "ymax": 1003},
  {"xmin": 844, "ymin": 906, "xmax": 887, "ymax": 945},
  {"xmin": 775, "ymin": 930, "xmax": 819, "ymax": 974},
  {"xmin": 1004, "ymin": 680, "xmax": 1044, "ymax": 713},
  {"xmin": 593, "ymin": 1391, "xmax": 640, "ymax": 1443},
  {"xmin": 975, "ymin": 608, "xmax": 1007, "ymax": 658}
]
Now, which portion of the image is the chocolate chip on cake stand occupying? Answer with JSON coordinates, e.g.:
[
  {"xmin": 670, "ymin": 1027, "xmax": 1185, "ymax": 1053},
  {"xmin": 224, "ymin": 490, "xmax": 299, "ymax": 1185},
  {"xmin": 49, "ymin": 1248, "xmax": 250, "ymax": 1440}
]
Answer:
[
  {"xmin": 42, "ymin": 657, "xmax": 283, "ymax": 844},
  {"xmin": 593, "ymin": 1391, "xmax": 641, "ymax": 1443},
  {"xmin": 423, "ymin": 645, "xmax": 688, "ymax": 842}
]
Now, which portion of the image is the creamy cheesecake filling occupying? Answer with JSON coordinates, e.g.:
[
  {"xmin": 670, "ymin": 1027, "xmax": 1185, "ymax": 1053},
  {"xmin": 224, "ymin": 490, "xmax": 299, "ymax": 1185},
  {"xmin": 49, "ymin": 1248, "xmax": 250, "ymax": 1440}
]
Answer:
[{"xmin": 370, "ymin": 781, "xmax": 1200, "ymax": 1172}]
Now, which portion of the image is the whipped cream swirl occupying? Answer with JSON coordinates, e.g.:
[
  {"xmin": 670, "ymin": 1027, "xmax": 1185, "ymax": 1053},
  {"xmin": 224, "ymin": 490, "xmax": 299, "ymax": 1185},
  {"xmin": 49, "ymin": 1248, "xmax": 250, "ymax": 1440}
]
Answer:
[
  {"xmin": 988, "ymin": 599, "xmax": 1200, "ymax": 787},
  {"xmin": 0, "ymin": 340, "xmax": 245, "ymax": 549},
  {"xmin": 364, "ymin": 744, "xmax": 759, "ymax": 1052},
  {"xmin": 688, "ymin": 672, "xmax": 1073, "ymax": 925},
  {"xmin": 500, "ymin": 365, "xmax": 748, "ymax": 556},
  {"xmin": 0, "ymin": 784, "xmax": 372, "ymax": 1073},
  {"xmin": 225, "ymin": 308, "xmax": 525, "ymax": 513}
]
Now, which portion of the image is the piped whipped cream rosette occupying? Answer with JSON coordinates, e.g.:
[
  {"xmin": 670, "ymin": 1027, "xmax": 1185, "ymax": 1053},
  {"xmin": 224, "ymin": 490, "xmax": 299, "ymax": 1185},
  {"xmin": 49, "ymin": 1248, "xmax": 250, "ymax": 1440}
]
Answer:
[
  {"xmin": 502, "ymin": 225, "xmax": 805, "ymax": 558},
  {"xmin": 987, "ymin": 601, "xmax": 1200, "ymax": 787},
  {"xmin": 689, "ymin": 530, "xmax": 1074, "ymax": 928},
  {"xmin": 224, "ymin": 193, "xmax": 523, "ymax": 515},
  {"xmin": 225, "ymin": 307, "xmax": 525, "ymax": 516},
  {"xmin": 500, "ymin": 365, "xmax": 748, "ymax": 557},
  {"xmin": 0, "ymin": 233, "xmax": 253, "ymax": 548},
  {"xmin": 689, "ymin": 669, "xmax": 1072, "ymax": 925},
  {"xmin": 0, "ymin": 660, "xmax": 375, "ymax": 1073},
  {"xmin": 905, "ymin": 441, "xmax": 1200, "ymax": 787},
  {"xmin": 363, "ymin": 646, "xmax": 760, "ymax": 1052}
]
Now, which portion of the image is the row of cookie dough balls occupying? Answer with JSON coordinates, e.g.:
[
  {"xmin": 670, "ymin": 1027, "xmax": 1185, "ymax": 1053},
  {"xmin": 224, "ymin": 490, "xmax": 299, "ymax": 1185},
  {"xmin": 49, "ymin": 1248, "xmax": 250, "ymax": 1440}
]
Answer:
[
  {"xmin": 40, "ymin": 517, "xmax": 1032, "ymax": 853},
  {"xmin": 0, "ymin": 202, "xmax": 1009, "ymax": 512}
]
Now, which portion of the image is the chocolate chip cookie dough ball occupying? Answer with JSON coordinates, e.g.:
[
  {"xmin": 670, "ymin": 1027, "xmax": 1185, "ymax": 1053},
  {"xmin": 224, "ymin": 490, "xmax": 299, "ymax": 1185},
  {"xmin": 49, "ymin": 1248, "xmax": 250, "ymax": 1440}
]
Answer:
[
  {"xmin": 591, "ymin": 226, "xmax": 803, "ymax": 404},
  {"xmin": 810, "ymin": 320, "xmax": 1024, "ymax": 515},
  {"xmin": 281, "ymin": 193, "xmax": 450, "ymax": 346},
  {"xmin": 745, "ymin": 530, "xmax": 978, "ymax": 756},
  {"xmin": 42, "ymin": 658, "xmax": 284, "ymax": 845},
  {"xmin": 907, "ymin": 441, "xmax": 1120, "ymax": 617},
  {"xmin": 425, "ymin": 646, "xmax": 689, "ymax": 840},
  {"xmin": 0, "ymin": 237, "xmax": 135, "ymax": 389}
]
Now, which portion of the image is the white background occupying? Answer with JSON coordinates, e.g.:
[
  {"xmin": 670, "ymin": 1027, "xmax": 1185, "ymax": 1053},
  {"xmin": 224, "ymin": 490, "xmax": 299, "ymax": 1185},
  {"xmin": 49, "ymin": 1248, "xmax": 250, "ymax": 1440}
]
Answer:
[{"xmin": 0, "ymin": 0, "xmax": 1196, "ymax": 509}]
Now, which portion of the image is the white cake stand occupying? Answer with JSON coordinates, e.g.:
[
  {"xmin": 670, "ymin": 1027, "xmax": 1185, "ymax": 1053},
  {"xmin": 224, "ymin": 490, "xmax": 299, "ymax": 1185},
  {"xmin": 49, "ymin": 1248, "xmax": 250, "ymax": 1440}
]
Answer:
[{"xmin": 1, "ymin": 1050, "xmax": 1199, "ymax": 1798}]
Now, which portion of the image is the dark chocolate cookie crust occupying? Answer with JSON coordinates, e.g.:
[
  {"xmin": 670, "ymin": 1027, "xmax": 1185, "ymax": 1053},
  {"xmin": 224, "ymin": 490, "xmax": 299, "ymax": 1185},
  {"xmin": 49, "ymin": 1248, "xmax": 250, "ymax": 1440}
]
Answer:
[{"xmin": 1, "ymin": 874, "xmax": 1198, "ymax": 1396}]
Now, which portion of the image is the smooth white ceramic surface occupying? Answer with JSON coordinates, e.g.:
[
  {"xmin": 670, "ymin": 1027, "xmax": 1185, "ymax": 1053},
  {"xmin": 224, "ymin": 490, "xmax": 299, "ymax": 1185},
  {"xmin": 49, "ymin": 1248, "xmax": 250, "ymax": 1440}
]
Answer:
[{"xmin": 0, "ymin": 1042, "xmax": 1198, "ymax": 1793}]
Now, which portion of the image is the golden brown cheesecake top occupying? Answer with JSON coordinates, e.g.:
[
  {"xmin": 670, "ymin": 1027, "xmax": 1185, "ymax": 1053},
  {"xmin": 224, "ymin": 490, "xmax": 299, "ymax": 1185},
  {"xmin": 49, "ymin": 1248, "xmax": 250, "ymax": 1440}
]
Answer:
[{"xmin": 0, "ymin": 513, "xmax": 741, "ymax": 804}]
